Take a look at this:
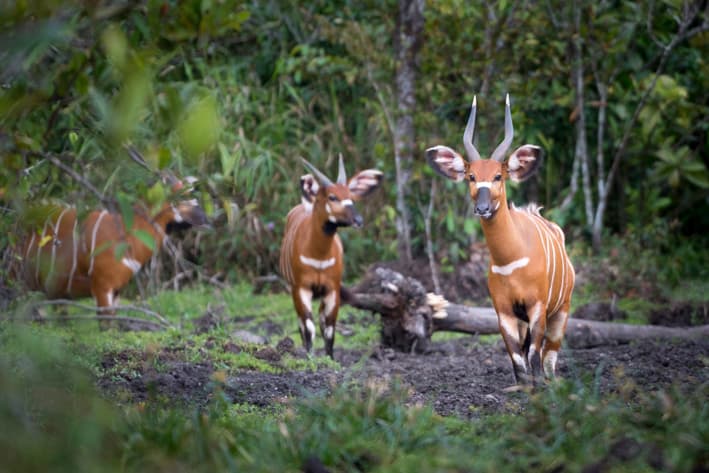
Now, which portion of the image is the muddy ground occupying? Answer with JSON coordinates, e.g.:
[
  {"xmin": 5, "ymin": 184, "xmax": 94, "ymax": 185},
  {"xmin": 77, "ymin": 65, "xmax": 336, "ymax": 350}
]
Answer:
[
  {"xmin": 99, "ymin": 309, "xmax": 709, "ymax": 419},
  {"xmin": 98, "ymin": 253, "xmax": 709, "ymax": 418}
]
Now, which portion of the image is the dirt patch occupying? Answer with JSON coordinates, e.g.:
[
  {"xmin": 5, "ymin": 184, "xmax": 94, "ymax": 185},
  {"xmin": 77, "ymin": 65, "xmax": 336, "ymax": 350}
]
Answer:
[
  {"xmin": 96, "ymin": 334, "xmax": 708, "ymax": 419},
  {"xmin": 99, "ymin": 348, "xmax": 215, "ymax": 407}
]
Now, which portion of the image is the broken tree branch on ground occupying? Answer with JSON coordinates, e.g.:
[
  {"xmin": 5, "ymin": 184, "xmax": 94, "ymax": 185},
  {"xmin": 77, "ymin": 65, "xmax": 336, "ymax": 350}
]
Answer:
[{"xmin": 343, "ymin": 267, "xmax": 709, "ymax": 352}]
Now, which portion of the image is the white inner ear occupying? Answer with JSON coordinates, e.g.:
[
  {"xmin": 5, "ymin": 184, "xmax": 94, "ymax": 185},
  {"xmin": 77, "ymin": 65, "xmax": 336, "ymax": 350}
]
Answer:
[
  {"xmin": 349, "ymin": 170, "xmax": 382, "ymax": 192},
  {"xmin": 430, "ymin": 146, "xmax": 466, "ymax": 181},
  {"xmin": 445, "ymin": 155, "xmax": 466, "ymax": 174},
  {"xmin": 507, "ymin": 153, "xmax": 521, "ymax": 171},
  {"xmin": 301, "ymin": 175, "xmax": 319, "ymax": 209}
]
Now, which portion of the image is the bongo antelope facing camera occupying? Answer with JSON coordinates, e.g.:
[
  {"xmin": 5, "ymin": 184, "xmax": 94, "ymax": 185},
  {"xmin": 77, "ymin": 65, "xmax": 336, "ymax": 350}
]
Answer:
[
  {"xmin": 280, "ymin": 156, "xmax": 382, "ymax": 359},
  {"xmin": 426, "ymin": 95, "xmax": 575, "ymax": 384}
]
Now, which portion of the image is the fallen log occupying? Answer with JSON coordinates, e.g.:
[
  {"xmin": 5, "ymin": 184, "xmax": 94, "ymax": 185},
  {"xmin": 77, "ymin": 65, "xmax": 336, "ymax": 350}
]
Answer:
[
  {"xmin": 431, "ymin": 303, "xmax": 709, "ymax": 348},
  {"xmin": 344, "ymin": 267, "xmax": 709, "ymax": 351}
]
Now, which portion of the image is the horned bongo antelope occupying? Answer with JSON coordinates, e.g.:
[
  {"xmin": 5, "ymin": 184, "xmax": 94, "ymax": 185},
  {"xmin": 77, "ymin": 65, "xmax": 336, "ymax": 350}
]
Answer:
[
  {"xmin": 426, "ymin": 95, "xmax": 575, "ymax": 384},
  {"xmin": 280, "ymin": 156, "xmax": 382, "ymax": 358},
  {"xmin": 16, "ymin": 162, "xmax": 207, "ymax": 326}
]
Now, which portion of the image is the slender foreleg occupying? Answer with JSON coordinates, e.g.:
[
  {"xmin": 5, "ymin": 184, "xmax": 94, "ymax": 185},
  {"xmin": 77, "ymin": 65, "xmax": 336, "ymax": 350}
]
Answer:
[
  {"xmin": 542, "ymin": 303, "xmax": 570, "ymax": 379},
  {"xmin": 319, "ymin": 289, "xmax": 339, "ymax": 359},
  {"xmin": 293, "ymin": 287, "xmax": 316, "ymax": 354}
]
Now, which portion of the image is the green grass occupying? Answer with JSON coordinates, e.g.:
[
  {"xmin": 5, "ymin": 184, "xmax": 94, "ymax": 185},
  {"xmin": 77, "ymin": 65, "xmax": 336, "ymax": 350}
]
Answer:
[
  {"xmin": 2, "ymin": 281, "xmax": 708, "ymax": 472},
  {"xmin": 3, "ymin": 283, "xmax": 379, "ymax": 381},
  {"xmin": 0, "ymin": 322, "xmax": 706, "ymax": 472}
]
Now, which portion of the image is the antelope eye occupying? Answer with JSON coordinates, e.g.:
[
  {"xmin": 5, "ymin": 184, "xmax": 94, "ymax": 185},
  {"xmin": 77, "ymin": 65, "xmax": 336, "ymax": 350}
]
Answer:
[
  {"xmin": 494, "ymin": 174, "xmax": 502, "ymax": 181},
  {"xmin": 328, "ymin": 194, "xmax": 339, "ymax": 202},
  {"xmin": 469, "ymin": 174, "xmax": 476, "ymax": 182}
]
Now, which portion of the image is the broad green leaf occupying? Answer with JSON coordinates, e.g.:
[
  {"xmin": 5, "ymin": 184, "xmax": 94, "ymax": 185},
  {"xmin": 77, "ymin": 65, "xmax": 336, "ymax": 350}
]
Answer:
[
  {"xmin": 446, "ymin": 209, "xmax": 455, "ymax": 234},
  {"xmin": 218, "ymin": 142, "xmax": 236, "ymax": 178},
  {"xmin": 101, "ymin": 24, "xmax": 127, "ymax": 71},
  {"xmin": 146, "ymin": 181, "xmax": 166, "ymax": 207},
  {"xmin": 178, "ymin": 94, "xmax": 221, "ymax": 163},
  {"xmin": 113, "ymin": 241, "xmax": 129, "ymax": 260},
  {"xmin": 132, "ymin": 229, "xmax": 156, "ymax": 252},
  {"xmin": 117, "ymin": 192, "xmax": 134, "ymax": 231}
]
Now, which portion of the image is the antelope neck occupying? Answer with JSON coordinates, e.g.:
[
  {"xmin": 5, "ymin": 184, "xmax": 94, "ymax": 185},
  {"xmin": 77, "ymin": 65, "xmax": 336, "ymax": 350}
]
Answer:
[
  {"xmin": 305, "ymin": 205, "xmax": 339, "ymax": 259},
  {"xmin": 479, "ymin": 200, "xmax": 527, "ymax": 266}
]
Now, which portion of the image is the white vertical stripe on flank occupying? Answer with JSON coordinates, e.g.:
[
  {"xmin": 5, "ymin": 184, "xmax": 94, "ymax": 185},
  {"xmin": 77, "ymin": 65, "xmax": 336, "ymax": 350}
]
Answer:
[
  {"xmin": 35, "ymin": 221, "xmax": 50, "ymax": 283},
  {"xmin": 25, "ymin": 233, "xmax": 36, "ymax": 287},
  {"xmin": 25, "ymin": 233, "xmax": 36, "ymax": 260},
  {"xmin": 66, "ymin": 217, "xmax": 79, "ymax": 294},
  {"xmin": 530, "ymin": 212, "xmax": 555, "ymax": 310},
  {"xmin": 542, "ymin": 217, "xmax": 557, "ymax": 310},
  {"xmin": 535, "ymin": 214, "xmax": 555, "ymax": 310},
  {"xmin": 88, "ymin": 210, "xmax": 108, "ymax": 276},
  {"xmin": 45, "ymin": 208, "xmax": 70, "ymax": 292},
  {"xmin": 524, "ymin": 212, "xmax": 549, "ymax": 298},
  {"xmin": 554, "ymin": 232, "xmax": 567, "ymax": 314}
]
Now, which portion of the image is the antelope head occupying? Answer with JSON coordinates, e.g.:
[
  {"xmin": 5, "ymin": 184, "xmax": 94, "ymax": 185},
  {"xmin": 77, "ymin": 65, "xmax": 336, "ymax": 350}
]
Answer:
[
  {"xmin": 300, "ymin": 155, "xmax": 383, "ymax": 229},
  {"xmin": 426, "ymin": 94, "xmax": 543, "ymax": 220}
]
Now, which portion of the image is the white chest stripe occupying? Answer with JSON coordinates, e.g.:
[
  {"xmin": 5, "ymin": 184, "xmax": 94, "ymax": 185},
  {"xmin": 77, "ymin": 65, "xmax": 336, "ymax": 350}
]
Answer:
[
  {"xmin": 121, "ymin": 258, "xmax": 142, "ymax": 274},
  {"xmin": 491, "ymin": 257, "xmax": 530, "ymax": 275},
  {"xmin": 300, "ymin": 255, "xmax": 336, "ymax": 270}
]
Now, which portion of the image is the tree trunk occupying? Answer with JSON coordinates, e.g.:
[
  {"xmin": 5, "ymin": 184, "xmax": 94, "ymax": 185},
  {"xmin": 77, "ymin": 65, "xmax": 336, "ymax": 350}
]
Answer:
[
  {"xmin": 572, "ymin": 0, "xmax": 594, "ymax": 226},
  {"xmin": 344, "ymin": 267, "xmax": 709, "ymax": 352},
  {"xmin": 393, "ymin": 0, "xmax": 424, "ymax": 264},
  {"xmin": 591, "ymin": 3, "xmax": 708, "ymax": 251}
]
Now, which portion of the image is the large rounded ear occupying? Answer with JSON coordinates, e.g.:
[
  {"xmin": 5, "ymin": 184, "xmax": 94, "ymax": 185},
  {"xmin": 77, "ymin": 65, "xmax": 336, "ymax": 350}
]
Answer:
[
  {"xmin": 506, "ymin": 145, "xmax": 543, "ymax": 182},
  {"xmin": 300, "ymin": 174, "xmax": 319, "ymax": 208},
  {"xmin": 348, "ymin": 169, "xmax": 383, "ymax": 200},
  {"xmin": 425, "ymin": 146, "xmax": 467, "ymax": 182}
]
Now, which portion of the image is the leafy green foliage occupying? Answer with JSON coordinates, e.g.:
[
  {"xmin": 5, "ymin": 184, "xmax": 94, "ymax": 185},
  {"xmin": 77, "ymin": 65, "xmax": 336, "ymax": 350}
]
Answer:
[{"xmin": 0, "ymin": 1, "xmax": 706, "ymax": 295}]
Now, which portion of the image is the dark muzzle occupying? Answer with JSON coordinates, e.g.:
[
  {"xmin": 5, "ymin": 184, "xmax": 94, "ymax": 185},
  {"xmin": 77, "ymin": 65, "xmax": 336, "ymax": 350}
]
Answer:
[{"xmin": 474, "ymin": 187, "xmax": 494, "ymax": 219}]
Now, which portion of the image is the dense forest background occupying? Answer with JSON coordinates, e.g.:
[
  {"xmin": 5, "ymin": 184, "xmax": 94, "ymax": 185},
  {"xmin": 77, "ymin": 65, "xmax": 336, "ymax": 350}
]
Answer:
[{"xmin": 2, "ymin": 0, "xmax": 708, "ymax": 294}]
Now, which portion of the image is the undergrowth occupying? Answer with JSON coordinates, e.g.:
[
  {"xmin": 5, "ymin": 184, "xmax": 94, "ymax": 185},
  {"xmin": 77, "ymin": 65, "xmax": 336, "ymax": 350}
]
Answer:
[{"xmin": 0, "ymin": 323, "xmax": 706, "ymax": 472}]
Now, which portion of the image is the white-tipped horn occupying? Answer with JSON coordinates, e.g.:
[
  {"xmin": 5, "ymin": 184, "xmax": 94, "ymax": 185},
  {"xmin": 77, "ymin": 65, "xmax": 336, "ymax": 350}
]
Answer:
[
  {"xmin": 301, "ymin": 158, "xmax": 333, "ymax": 187},
  {"xmin": 463, "ymin": 96, "xmax": 482, "ymax": 162},
  {"xmin": 336, "ymin": 153, "xmax": 347, "ymax": 184},
  {"xmin": 490, "ymin": 93, "xmax": 514, "ymax": 162}
]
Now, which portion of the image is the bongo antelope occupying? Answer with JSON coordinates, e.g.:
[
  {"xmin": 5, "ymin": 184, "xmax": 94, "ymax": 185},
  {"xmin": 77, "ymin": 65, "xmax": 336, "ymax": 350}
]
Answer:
[
  {"xmin": 426, "ymin": 95, "xmax": 575, "ymax": 384},
  {"xmin": 280, "ymin": 156, "xmax": 382, "ymax": 358},
  {"xmin": 17, "ymin": 171, "xmax": 207, "ymax": 326}
]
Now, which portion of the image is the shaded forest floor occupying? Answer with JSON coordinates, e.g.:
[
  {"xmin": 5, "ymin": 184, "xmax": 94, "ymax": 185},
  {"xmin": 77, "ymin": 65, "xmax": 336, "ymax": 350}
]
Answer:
[
  {"xmin": 99, "ymin": 308, "xmax": 709, "ymax": 419},
  {"xmin": 4, "ymin": 249, "xmax": 708, "ymax": 419}
]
